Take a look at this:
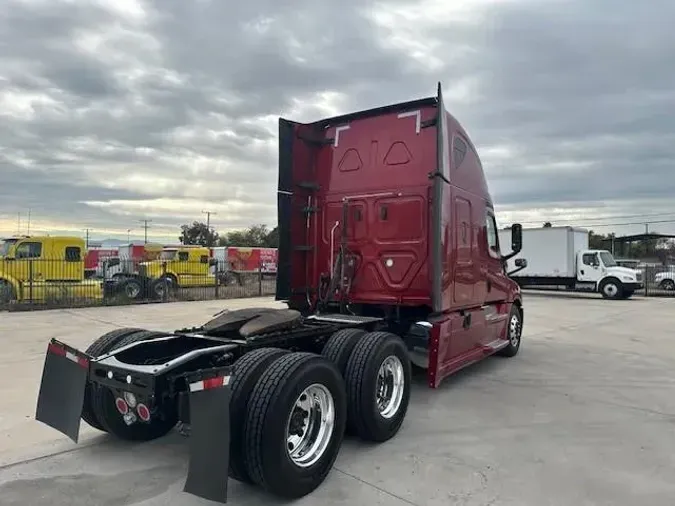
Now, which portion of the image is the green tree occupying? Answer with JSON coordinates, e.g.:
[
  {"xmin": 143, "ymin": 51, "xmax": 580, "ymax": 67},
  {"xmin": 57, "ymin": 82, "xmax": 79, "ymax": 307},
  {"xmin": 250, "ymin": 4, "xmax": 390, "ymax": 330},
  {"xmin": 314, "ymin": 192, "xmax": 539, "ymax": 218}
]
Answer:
[
  {"xmin": 264, "ymin": 226, "xmax": 279, "ymax": 248},
  {"xmin": 217, "ymin": 224, "xmax": 279, "ymax": 248},
  {"xmin": 179, "ymin": 221, "xmax": 219, "ymax": 246},
  {"xmin": 543, "ymin": 221, "xmax": 552, "ymax": 228}
]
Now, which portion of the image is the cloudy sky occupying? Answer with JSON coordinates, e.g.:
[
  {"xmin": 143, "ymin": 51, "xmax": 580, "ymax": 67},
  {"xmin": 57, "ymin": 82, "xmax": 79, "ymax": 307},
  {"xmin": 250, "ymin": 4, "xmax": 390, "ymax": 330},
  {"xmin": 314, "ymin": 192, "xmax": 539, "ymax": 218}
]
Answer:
[{"xmin": 1, "ymin": 0, "xmax": 674, "ymax": 242}]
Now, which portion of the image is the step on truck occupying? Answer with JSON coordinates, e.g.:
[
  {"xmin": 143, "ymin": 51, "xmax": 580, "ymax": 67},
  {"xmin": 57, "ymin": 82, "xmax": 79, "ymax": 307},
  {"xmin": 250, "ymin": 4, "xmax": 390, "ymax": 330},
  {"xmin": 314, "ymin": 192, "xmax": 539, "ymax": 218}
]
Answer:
[
  {"xmin": 35, "ymin": 83, "xmax": 526, "ymax": 503},
  {"xmin": 498, "ymin": 226, "xmax": 642, "ymax": 299}
]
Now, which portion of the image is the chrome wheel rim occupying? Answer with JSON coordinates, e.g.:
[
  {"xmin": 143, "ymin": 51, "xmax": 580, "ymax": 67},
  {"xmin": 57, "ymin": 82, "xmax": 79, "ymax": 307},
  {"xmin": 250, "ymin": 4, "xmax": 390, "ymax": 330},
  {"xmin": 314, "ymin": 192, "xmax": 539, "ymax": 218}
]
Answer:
[
  {"xmin": 604, "ymin": 283, "xmax": 618, "ymax": 297},
  {"xmin": 376, "ymin": 355, "xmax": 405, "ymax": 419},
  {"xmin": 285, "ymin": 383, "xmax": 335, "ymax": 468},
  {"xmin": 509, "ymin": 314, "xmax": 521, "ymax": 347}
]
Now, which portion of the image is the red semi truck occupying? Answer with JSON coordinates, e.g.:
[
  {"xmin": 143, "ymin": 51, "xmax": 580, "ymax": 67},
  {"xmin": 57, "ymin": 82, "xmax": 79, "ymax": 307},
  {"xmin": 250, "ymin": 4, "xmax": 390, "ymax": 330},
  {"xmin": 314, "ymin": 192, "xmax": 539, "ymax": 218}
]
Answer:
[{"xmin": 35, "ymin": 83, "xmax": 526, "ymax": 503}]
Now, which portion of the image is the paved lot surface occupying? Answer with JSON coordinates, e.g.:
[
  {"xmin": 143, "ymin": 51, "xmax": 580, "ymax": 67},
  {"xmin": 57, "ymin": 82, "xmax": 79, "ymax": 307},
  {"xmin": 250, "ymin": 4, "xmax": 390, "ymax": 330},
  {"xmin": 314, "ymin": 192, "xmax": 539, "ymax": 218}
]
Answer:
[{"xmin": 1, "ymin": 293, "xmax": 674, "ymax": 505}]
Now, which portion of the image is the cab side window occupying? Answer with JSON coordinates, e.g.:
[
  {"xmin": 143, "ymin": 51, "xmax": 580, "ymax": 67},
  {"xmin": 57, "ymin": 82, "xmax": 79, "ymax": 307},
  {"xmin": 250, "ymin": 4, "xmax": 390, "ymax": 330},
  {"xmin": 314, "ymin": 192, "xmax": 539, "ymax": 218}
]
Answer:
[
  {"xmin": 178, "ymin": 252, "xmax": 189, "ymax": 262},
  {"xmin": 15, "ymin": 242, "xmax": 42, "ymax": 259},
  {"xmin": 453, "ymin": 136, "xmax": 467, "ymax": 168},
  {"xmin": 582, "ymin": 253, "xmax": 598, "ymax": 267},
  {"xmin": 200, "ymin": 255, "xmax": 209, "ymax": 264},
  {"xmin": 65, "ymin": 247, "xmax": 81, "ymax": 262},
  {"xmin": 485, "ymin": 214, "xmax": 500, "ymax": 258}
]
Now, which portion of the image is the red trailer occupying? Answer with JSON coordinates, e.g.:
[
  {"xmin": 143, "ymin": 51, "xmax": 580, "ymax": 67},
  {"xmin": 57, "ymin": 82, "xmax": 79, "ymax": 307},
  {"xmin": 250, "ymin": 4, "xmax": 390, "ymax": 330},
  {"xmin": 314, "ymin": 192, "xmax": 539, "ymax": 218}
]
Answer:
[
  {"xmin": 227, "ymin": 246, "xmax": 278, "ymax": 273},
  {"xmin": 84, "ymin": 248, "xmax": 118, "ymax": 270}
]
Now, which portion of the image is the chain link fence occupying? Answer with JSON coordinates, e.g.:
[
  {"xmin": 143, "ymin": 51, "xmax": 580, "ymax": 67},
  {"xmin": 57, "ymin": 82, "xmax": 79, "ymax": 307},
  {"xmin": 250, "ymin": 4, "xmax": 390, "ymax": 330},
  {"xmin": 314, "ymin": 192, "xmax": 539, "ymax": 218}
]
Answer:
[{"xmin": 0, "ymin": 258, "xmax": 277, "ymax": 311}]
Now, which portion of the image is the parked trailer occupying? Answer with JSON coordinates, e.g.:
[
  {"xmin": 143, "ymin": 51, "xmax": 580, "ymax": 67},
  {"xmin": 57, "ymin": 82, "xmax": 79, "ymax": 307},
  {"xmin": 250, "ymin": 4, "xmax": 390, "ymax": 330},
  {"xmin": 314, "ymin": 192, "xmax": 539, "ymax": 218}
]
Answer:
[
  {"xmin": 498, "ymin": 226, "xmax": 643, "ymax": 299},
  {"xmin": 35, "ymin": 83, "xmax": 525, "ymax": 503}
]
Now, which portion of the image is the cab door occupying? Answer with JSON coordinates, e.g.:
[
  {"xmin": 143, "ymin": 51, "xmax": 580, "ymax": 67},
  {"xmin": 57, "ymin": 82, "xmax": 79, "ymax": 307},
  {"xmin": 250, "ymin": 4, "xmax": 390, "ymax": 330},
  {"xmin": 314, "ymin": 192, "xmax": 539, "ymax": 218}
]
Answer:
[
  {"xmin": 174, "ymin": 250, "xmax": 191, "ymax": 285},
  {"xmin": 483, "ymin": 210, "xmax": 509, "ymax": 305},
  {"xmin": 13, "ymin": 241, "xmax": 44, "ymax": 282},
  {"xmin": 481, "ymin": 210, "xmax": 510, "ymax": 345},
  {"xmin": 577, "ymin": 252, "xmax": 603, "ymax": 283}
]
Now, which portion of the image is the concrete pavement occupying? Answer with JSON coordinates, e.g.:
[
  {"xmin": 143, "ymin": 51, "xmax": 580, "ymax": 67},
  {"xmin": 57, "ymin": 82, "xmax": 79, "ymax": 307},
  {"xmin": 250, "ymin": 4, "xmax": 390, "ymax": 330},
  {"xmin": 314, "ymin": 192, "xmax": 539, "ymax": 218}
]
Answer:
[{"xmin": 1, "ymin": 293, "xmax": 674, "ymax": 505}]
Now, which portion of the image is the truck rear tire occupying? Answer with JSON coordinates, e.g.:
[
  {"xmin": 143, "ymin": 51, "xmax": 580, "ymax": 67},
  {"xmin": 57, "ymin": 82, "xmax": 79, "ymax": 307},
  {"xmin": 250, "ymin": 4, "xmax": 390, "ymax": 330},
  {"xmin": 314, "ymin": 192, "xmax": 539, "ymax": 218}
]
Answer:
[
  {"xmin": 228, "ymin": 347, "xmax": 290, "ymax": 484},
  {"xmin": 243, "ymin": 352, "xmax": 347, "ymax": 498},
  {"xmin": 321, "ymin": 328, "xmax": 366, "ymax": 375},
  {"xmin": 151, "ymin": 276, "xmax": 176, "ymax": 300},
  {"xmin": 497, "ymin": 306, "xmax": 522, "ymax": 357},
  {"xmin": 0, "ymin": 280, "xmax": 16, "ymax": 304},
  {"xmin": 343, "ymin": 332, "xmax": 411, "ymax": 442},
  {"xmin": 121, "ymin": 278, "xmax": 143, "ymax": 301},
  {"xmin": 91, "ymin": 330, "xmax": 178, "ymax": 441},
  {"xmin": 81, "ymin": 327, "xmax": 144, "ymax": 431},
  {"xmin": 600, "ymin": 278, "xmax": 623, "ymax": 299}
]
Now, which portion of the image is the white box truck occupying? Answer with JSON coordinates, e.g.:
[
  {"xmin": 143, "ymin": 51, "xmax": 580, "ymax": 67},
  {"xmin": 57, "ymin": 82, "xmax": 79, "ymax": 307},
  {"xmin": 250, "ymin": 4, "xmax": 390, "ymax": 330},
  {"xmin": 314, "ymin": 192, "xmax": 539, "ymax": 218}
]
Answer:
[{"xmin": 498, "ymin": 226, "xmax": 643, "ymax": 299}]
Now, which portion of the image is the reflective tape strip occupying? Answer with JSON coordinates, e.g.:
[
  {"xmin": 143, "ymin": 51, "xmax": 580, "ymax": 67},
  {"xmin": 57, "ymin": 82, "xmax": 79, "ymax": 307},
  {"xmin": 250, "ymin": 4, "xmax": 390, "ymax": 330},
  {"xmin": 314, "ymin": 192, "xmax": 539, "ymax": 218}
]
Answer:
[
  {"xmin": 48, "ymin": 342, "xmax": 88, "ymax": 368},
  {"xmin": 189, "ymin": 376, "xmax": 231, "ymax": 392}
]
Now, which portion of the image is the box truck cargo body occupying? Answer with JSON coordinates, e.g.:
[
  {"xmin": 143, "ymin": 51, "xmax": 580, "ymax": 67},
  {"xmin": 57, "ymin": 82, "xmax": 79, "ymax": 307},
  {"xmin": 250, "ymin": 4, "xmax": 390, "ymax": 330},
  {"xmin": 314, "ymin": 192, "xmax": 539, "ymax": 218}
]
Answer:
[{"xmin": 499, "ymin": 226, "xmax": 643, "ymax": 299}]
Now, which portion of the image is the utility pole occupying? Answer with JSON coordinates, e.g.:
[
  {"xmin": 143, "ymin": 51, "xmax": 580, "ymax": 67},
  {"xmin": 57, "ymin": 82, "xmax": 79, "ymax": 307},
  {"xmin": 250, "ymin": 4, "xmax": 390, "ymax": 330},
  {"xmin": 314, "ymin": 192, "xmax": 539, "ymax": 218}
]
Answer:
[
  {"xmin": 27, "ymin": 208, "xmax": 31, "ymax": 235},
  {"xmin": 139, "ymin": 219, "xmax": 152, "ymax": 244},
  {"xmin": 127, "ymin": 229, "xmax": 132, "ymax": 243},
  {"xmin": 83, "ymin": 228, "xmax": 91, "ymax": 248},
  {"xmin": 17, "ymin": 212, "xmax": 20, "ymax": 235},
  {"xmin": 202, "ymin": 210, "xmax": 217, "ymax": 246}
]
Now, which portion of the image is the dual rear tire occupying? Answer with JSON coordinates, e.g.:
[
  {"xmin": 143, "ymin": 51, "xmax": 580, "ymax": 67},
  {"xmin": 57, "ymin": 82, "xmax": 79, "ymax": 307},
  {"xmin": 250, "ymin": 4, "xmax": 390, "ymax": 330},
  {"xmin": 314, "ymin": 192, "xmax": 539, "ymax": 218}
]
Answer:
[{"xmin": 227, "ymin": 329, "xmax": 411, "ymax": 499}]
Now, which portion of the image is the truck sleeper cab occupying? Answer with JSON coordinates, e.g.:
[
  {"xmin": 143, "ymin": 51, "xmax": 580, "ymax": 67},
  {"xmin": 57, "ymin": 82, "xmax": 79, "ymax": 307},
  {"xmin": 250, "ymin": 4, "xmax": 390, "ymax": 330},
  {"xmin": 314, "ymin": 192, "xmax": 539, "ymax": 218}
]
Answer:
[
  {"xmin": 0, "ymin": 236, "xmax": 103, "ymax": 305},
  {"xmin": 34, "ymin": 83, "xmax": 525, "ymax": 504}
]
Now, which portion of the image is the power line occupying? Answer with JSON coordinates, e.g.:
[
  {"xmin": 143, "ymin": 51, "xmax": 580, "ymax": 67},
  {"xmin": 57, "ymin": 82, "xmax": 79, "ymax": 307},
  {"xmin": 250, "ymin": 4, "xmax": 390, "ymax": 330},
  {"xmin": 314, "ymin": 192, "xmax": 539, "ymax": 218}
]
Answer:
[
  {"xmin": 515, "ymin": 211, "xmax": 675, "ymax": 226},
  {"xmin": 578, "ymin": 218, "xmax": 675, "ymax": 228}
]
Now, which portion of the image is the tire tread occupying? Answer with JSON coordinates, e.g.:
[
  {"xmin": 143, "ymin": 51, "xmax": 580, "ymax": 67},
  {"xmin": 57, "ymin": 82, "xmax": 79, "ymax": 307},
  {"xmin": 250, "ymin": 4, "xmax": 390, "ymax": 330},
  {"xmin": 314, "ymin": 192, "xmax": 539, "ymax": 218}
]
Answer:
[
  {"xmin": 228, "ymin": 347, "xmax": 289, "ymax": 483},
  {"xmin": 244, "ymin": 352, "xmax": 318, "ymax": 488}
]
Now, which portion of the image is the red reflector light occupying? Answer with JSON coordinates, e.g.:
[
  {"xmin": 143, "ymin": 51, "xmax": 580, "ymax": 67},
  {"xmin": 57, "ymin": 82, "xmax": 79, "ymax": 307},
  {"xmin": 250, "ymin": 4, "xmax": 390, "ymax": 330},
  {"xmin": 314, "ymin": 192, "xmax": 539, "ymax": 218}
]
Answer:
[
  {"xmin": 137, "ymin": 403, "xmax": 150, "ymax": 421},
  {"xmin": 115, "ymin": 398, "xmax": 129, "ymax": 414}
]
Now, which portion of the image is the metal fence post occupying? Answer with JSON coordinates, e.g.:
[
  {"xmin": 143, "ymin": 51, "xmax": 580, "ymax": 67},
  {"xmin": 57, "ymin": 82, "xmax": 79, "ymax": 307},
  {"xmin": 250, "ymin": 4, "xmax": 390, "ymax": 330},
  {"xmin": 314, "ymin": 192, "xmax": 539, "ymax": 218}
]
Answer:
[
  {"xmin": 258, "ymin": 263, "xmax": 263, "ymax": 297},
  {"xmin": 215, "ymin": 260, "xmax": 220, "ymax": 299},
  {"xmin": 29, "ymin": 260, "xmax": 34, "ymax": 305},
  {"xmin": 162, "ymin": 262, "xmax": 168, "ymax": 302}
]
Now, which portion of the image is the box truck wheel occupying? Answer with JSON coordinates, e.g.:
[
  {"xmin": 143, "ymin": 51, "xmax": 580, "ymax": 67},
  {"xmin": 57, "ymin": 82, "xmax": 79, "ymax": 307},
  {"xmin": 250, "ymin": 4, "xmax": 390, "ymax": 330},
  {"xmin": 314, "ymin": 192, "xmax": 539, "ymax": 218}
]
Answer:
[
  {"xmin": 81, "ymin": 327, "xmax": 144, "ymax": 431},
  {"xmin": 321, "ymin": 328, "xmax": 367, "ymax": 375},
  {"xmin": 599, "ymin": 278, "xmax": 623, "ymax": 300},
  {"xmin": 343, "ymin": 332, "xmax": 411, "ymax": 442},
  {"xmin": 91, "ymin": 331, "xmax": 178, "ymax": 441},
  {"xmin": 243, "ymin": 352, "xmax": 347, "ymax": 498},
  {"xmin": 497, "ymin": 306, "xmax": 522, "ymax": 358},
  {"xmin": 228, "ymin": 347, "xmax": 290, "ymax": 484}
]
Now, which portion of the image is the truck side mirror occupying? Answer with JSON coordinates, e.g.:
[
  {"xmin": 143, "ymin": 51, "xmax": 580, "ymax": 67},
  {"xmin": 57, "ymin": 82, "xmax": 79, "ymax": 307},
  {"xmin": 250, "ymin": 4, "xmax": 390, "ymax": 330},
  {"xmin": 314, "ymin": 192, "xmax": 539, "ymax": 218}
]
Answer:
[
  {"xmin": 511, "ymin": 223, "xmax": 523, "ymax": 254},
  {"xmin": 515, "ymin": 258, "xmax": 527, "ymax": 268}
]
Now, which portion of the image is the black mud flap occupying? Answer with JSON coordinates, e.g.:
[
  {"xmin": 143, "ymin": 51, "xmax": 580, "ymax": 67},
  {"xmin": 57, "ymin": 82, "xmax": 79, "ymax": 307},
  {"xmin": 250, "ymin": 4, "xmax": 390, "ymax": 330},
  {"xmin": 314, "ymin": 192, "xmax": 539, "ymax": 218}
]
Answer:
[
  {"xmin": 35, "ymin": 339, "xmax": 91, "ymax": 443},
  {"xmin": 183, "ymin": 367, "xmax": 232, "ymax": 504}
]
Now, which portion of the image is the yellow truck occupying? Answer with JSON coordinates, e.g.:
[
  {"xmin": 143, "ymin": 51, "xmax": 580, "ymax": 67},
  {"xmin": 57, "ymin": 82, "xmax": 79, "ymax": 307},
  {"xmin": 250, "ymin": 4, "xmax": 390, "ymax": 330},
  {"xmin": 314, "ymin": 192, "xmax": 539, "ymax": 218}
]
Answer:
[
  {"xmin": 0, "ymin": 236, "xmax": 103, "ymax": 305},
  {"xmin": 137, "ymin": 246, "xmax": 217, "ymax": 298}
]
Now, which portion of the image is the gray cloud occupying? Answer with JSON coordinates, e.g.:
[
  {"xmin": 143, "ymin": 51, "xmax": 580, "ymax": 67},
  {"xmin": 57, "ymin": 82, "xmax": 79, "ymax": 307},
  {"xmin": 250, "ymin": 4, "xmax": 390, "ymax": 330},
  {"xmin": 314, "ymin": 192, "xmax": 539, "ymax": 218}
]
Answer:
[{"xmin": 1, "ymin": 0, "xmax": 674, "ymax": 241}]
